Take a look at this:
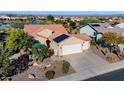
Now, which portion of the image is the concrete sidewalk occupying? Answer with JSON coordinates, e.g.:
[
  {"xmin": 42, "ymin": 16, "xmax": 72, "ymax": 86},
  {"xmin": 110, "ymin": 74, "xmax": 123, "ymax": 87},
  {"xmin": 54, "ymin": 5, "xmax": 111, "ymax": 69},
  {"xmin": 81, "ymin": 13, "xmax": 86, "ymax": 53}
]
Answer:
[{"xmin": 51, "ymin": 50, "xmax": 124, "ymax": 81}]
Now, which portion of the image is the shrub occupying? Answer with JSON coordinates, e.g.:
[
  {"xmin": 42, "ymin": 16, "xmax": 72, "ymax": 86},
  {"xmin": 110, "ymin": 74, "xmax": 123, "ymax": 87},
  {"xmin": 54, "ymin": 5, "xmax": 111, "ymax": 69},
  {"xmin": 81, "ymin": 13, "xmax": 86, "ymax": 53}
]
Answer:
[
  {"xmin": 45, "ymin": 70, "xmax": 55, "ymax": 79},
  {"xmin": 62, "ymin": 61, "xmax": 70, "ymax": 73}
]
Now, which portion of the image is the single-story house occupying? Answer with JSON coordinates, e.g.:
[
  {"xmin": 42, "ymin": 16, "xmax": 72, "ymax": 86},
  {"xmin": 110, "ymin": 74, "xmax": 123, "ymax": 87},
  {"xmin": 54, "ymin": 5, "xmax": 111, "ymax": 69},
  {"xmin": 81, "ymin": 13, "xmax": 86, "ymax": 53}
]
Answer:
[
  {"xmin": 80, "ymin": 23, "xmax": 124, "ymax": 40},
  {"xmin": 80, "ymin": 23, "xmax": 124, "ymax": 53},
  {"xmin": 80, "ymin": 24, "xmax": 97, "ymax": 39},
  {"xmin": 51, "ymin": 34, "xmax": 91, "ymax": 56},
  {"xmin": 0, "ymin": 15, "xmax": 10, "ymax": 20},
  {"xmin": 24, "ymin": 24, "xmax": 91, "ymax": 56},
  {"xmin": 116, "ymin": 23, "xmax": 124, "ymax": 28}
]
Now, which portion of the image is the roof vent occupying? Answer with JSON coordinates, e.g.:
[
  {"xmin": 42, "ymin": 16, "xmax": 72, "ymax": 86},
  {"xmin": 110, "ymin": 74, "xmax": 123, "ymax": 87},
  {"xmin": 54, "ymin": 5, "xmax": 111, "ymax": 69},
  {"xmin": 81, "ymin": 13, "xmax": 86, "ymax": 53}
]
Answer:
[
  {"xmin": 52, "ymin": 31, "xmax": 55, "ymax": 34},
  {"xmin": 91, "ymin": 24, "xmax": 100, "ymax": 27}
]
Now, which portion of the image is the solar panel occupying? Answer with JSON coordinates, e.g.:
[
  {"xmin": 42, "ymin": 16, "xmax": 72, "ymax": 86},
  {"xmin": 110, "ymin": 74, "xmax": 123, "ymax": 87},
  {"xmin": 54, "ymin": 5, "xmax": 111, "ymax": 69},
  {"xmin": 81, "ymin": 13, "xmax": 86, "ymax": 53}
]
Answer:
[
  {"xmin": 53, "ymin": 34, "xmax": 69, "ymax": 43},
  {"xmin": 91, "ymin": 24, "xmax": 100, "ymax": 27}
]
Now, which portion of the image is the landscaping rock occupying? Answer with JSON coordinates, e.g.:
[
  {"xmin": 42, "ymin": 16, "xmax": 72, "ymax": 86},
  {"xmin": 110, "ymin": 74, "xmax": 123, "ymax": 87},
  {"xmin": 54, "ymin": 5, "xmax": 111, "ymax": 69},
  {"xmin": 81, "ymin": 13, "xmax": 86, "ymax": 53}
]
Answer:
[{"xmin": 28, "ymin": 74, "xmax": 35, "ymax": 79}]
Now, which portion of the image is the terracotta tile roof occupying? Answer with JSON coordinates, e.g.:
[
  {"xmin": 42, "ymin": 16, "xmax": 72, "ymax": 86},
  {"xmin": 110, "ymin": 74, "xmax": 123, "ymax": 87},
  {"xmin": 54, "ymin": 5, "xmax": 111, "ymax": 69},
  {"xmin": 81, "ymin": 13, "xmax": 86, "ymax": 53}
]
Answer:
[
  {"xmin": 24, "ymin": 24, "xmax": 68, "ymax": 40},
  {"xmin": 73, "ymin": 34, "xmax": 91, "ymax": 41}
]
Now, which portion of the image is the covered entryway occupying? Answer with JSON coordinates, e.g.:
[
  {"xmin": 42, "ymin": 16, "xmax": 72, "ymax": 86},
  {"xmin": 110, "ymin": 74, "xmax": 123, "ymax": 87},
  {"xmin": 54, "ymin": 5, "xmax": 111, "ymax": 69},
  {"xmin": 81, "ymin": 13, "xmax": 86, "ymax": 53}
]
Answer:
[
  {"xmin": 82, "ymin": 41, "xmax": 90, "ymax": 50},
  {"xmin": 61, "ymin": 44, "xmax": 82, "ymax": 55}
]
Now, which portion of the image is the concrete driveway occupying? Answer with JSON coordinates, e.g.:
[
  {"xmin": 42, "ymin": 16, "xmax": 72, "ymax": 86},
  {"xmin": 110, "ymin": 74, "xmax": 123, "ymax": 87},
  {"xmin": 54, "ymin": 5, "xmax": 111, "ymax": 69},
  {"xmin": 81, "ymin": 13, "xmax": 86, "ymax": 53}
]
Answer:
[{"xmin": 51, "ymin": 49, "xmax": 124, "ymax": 81}]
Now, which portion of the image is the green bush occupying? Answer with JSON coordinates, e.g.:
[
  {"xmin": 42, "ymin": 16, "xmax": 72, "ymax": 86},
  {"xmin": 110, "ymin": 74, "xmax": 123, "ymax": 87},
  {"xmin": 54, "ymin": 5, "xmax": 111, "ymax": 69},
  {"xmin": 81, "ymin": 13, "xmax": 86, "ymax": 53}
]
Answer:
[
  {"xmin": 45, "ymin": 70, "xmax": 55, "ymax": 79},
  {"xmin": 62, "ymin": 61, "xmax": 70, "ymax": 73}
]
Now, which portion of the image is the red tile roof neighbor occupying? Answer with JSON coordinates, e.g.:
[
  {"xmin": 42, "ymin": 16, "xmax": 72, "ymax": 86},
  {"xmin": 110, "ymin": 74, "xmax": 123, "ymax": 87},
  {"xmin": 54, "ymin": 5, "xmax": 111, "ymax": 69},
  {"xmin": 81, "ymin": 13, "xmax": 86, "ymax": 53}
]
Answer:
[
  {"xmin": 24, "ymin": 24, "xmax": 68, "ymax": 40},
  {"xmin": 73, "ymin": 34, "xmax": 91, "ymax": 41}
]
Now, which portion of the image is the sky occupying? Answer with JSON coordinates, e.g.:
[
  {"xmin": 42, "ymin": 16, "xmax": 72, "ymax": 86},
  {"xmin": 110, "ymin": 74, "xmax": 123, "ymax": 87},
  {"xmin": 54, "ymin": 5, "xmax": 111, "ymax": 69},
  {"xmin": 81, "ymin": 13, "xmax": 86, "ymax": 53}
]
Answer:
[{"xmin": 0, "ymin": 11, "xmax": 124, "ymax": 16}]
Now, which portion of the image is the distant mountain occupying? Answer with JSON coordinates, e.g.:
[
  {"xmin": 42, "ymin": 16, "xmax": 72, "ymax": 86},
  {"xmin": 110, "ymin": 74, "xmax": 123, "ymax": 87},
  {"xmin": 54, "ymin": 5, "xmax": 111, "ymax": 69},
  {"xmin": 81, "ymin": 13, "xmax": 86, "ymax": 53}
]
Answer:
[{"xmin": 0, "ymin": 11, "xmax": 124, "ymax": 16}]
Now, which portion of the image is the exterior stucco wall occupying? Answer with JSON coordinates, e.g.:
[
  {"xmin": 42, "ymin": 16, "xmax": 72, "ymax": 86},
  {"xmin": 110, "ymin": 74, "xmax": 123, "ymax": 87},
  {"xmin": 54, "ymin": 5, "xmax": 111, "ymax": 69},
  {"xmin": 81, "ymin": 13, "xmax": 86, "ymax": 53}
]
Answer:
[
  {"xmin": 57, "ymin": 41, "xmax": 90, "ymax": 56},
  {"xmin": 34, "ymin": 36, "xmax": 47, "ymax": 45},
  {"xmin": 82, "ymin": 41, "xmax": 90, "ymax": 50},
  {"xmin": 50, "ymin": 36, "xmax": 91, "ymax": 56},
  {"xmin": 118, "ymin": 44, "xmax": 124, "ymax": 53},
  {"xmin": 80, "ymin": 25, "xmax": 96, "ymax": 38},
  {"xmin": 96, "ymin": 34, "xmax": 102, "ymax": 41}
]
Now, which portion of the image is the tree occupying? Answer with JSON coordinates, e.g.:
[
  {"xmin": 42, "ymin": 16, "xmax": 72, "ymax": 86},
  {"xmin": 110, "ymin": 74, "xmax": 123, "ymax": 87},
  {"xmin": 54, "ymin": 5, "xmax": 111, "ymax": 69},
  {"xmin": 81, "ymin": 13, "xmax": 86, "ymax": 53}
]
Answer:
[
  {"xmin": 80, "ymin": 18, "xmax": 100, "ymax": 27},
  {"xmin": 0, "ymin": 58, "xmax": 9, "ymax": 80},
  {"xmin": 47, "ymin": 15, "xmax": 54, "ymax": 21},
  {"xmin": 0, "ymin": 42, "xmax": 10, "ymax": 80},
  {"xmin": 116, "ymin": 36, "xmax": 124, "ymax": 54},
  {"xmin": 32, "ymin": 47, "xmax": 39, "ymax": 61},
  {"xmin": 117, "ymin": 36, "xmax": 124, "ymax": 44},
  {"xmin": 69, "ymin": 21, "xmax": 76, "ymax": 29},
  {"xmin": 39, "ymin": 45, "xmax": 50, "ymax": 61},
  {"xmin": 102, "ymin": 32, "xmax": 118, "ymax": 45},
  {"xmin": 65, "ymin": 17, "xmax": 71, "ymax": 22},
  {"xmin": 32, "ymin": 45, "xmax": 54, "ymax": 62},
  {"xmin": 6, "ymin": 29, "xmax": 31, "ymax": 52},
  {"xmin": 27, "ymin": 16, "xmax": 36, "ymax": 21},
  {"xmin": 54, "ymin": 20, "xmax": 63, "ymax": 24}
]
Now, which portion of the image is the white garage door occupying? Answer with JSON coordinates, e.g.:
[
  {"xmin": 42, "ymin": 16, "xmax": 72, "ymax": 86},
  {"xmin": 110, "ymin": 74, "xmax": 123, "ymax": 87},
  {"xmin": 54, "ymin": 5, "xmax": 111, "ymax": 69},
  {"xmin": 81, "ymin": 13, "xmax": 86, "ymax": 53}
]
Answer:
[{"xmin": 62, "ymin": 44, "xmax": 82, "ymax": 55}]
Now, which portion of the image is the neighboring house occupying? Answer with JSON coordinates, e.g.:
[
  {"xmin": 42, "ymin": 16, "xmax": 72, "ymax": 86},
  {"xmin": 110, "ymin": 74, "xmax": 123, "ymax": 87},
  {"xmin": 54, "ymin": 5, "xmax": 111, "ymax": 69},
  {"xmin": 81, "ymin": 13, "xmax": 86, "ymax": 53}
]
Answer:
[
  {"xmin": 10, "ymin": 16, "xmax": 21, "ymax": 20},
  {"xmin": 80, "ymin": 23, "xmax": 124, "ymax": 40},
  {"xmin": 80, "ymin": 23, "xmax": 124, "ymax": 53},
  {"xmin": 0, "ymin": 15, "xmax": 10, "ymax": 20},
  {"xmin": 37, "ymin": 16, "xmax": 47, "ymax": 21},
  {"xmin": 116, "ymin": 23, "xmax": 124, "ymax": 29},
  {"xmin": 80, "ymin": 24, "xmax": 97, "ymax": 39},
  {"xmin": 24, "ymin": 24, "xmax": 91, "ymax": 56},
  {"xmin": 116, "ymin": 23, "xmax": 124, "ymax": 52}
]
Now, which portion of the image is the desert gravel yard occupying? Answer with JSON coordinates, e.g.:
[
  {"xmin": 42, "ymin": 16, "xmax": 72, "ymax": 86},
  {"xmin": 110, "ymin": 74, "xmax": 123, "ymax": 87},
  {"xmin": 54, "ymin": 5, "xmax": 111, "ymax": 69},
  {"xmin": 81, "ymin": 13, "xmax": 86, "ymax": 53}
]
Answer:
[{"xmin": 12, "ymin": 59, "xmax": 75, "ymax": 81}]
